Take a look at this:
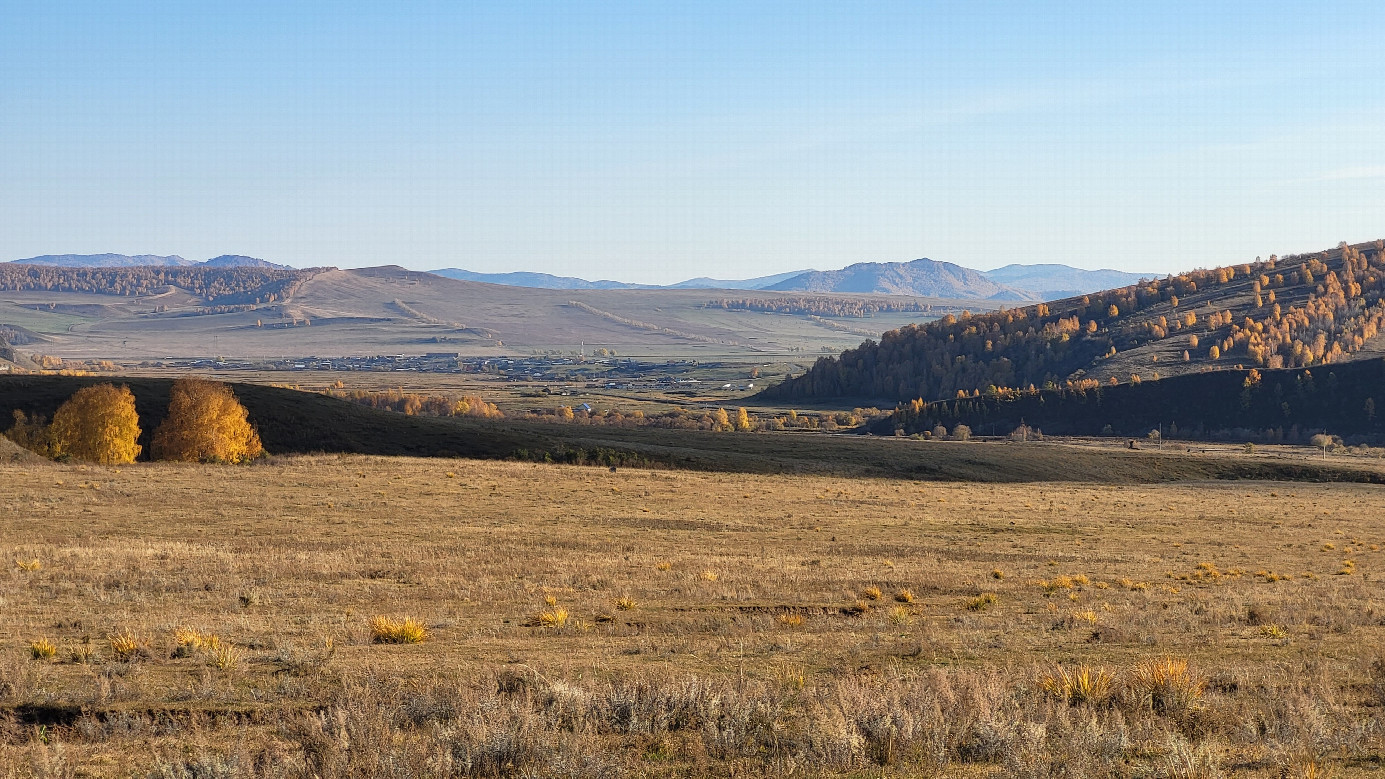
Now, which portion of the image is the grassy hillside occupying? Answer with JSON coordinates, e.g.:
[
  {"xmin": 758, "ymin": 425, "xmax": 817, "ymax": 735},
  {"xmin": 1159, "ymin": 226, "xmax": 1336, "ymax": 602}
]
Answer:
[
  {"xmin": 4, "ymin": 375, "xmax": 1384, "ymax": 483},
  {"xmin": 763, "ymin": 238, "xmax": 1385, "ymax": 404}
]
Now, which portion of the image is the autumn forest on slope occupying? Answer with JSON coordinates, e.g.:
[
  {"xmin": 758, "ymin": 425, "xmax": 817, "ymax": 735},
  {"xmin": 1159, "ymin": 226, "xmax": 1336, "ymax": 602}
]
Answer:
[{"xmin": 757, "ymin": 238, "xmax": 1385, "ymax": 442}]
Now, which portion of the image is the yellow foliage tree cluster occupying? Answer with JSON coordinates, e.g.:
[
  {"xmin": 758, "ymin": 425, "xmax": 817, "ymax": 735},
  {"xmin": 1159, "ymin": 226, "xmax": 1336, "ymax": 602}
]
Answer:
[
  {"xmin": 152, "ymin": 378, "xmax": 264, "ymax": 463},
  {"xmin": 49, "ymin": 383, "xmax": 143, "ymax": 464}
]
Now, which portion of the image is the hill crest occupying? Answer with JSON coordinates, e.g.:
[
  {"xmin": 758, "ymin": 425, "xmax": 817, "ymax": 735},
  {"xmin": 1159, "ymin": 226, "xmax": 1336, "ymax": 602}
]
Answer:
[{"xmin": 765, "ymin": 258, "xmax": 1039, "ymax": 300}]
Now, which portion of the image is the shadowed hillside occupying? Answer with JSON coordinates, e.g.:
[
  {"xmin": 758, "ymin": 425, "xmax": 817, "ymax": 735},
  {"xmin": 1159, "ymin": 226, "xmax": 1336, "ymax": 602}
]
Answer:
[
  {"xmin": 876, "ymin": 357, "xmax": 1385, "ymax": 445},
  {"xmin": 4, "ymin": 375, "xmax": 1383, "ymax": 483},
  {"xmin": 763, "ymin": 239, "xmax": 1385, "ymax": 404}
]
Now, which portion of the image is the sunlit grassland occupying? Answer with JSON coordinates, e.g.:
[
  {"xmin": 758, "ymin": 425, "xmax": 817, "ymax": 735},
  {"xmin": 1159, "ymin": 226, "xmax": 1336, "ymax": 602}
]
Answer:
[{"xmin": 1, "ymin": 454, "xmax": 1383, "ymax": 776}]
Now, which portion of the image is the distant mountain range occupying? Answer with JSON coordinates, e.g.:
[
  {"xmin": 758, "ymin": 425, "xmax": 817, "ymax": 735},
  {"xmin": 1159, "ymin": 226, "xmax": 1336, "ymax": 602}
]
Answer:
[
  {"xmin": 6, "ymin": 253, "xmax": 1154, "ymax": 301},
  {"xmin": 9, "ymin": 253, "xmax": 291, "ymax": 270},
  {"xmin": 427, "ymin": 268, "xmax": 811, "ymax": 291},
  {"xmin": 433, "ymin": 261, "xmax": 1153, "ymax": 300},
  {"xmin": 980, "ymin": 264, "xmax": 1151, "ymax": 300},
  {"xmin": 764, "ymin": 259, "xmax": 1036, "ymax": 300},
  {"xmin": 427, "ymin": 269, "xmax": 649, "ymax": 289}
]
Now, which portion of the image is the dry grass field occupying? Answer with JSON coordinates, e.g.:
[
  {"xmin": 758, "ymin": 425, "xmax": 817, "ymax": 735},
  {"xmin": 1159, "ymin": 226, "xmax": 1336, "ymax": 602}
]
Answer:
[{"xmin": 2, "ymin": 447, "xmax": 1384, "ymax": 777}]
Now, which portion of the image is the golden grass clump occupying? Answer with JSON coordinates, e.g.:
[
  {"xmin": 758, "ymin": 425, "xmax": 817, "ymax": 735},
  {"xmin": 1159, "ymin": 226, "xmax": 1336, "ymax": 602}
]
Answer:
[
  {"xmin": 533, "ymin": 607, "xmax": 569, "ymax": 628},
  {"xmin": 990, "ymin": 568, "xmax": 1004, "ymax": 580},
  {"xmin": 894, "ymin": 588, "xmax": 915, "ymax": 603},
  {"xmin": 966, "ymin": 592, "xmax": 998, "ymax": 611},
  {"xmin": 29, "ymin": 638, "xmax": 57, "ymax": 661},
  {"xmin": 369, "ymin": 616, "xmax": 429, "ymax": 644},
  {"xmin": 109, "ymin": 631, "xmax": 146, "ymax": 661},
  {"xmin": 861, "ymin": 586, "xmax": 882, "ymax": 601},
  {"xmin": 1039, "ymin": 664, "xmax": 1115, "ymax": 706},
  {"xmin": 1130, "ymin": 656, "xmax": 1205, "ymax": 715},
  {"xmin": 655, "ymin": 561, "xmax": 672, "ymax": 571},
  {"xmin": 699, "ymin": 569, "xmax": 719, "ymax": 582},
  {"xmin": 887, "ymin": 606, "xmax": 912, "ymax": 625},
  {"xmin": 174, "ymin": 627, "xmax": 217, "ymax": 651},
  {"xmin": 212, "ymin": 643, "xmax": 240, "ymax": 670},
  {"xmin": 15, "ymin": 558, "xmax": 41, "ymax": 572},
  {"xmin": 614, "ymin": 595, "xmax": 638, "ymax": 611},
  {"xmin": 1259, "ymin": 623, "xmax": 1288, "ymax": 639}
]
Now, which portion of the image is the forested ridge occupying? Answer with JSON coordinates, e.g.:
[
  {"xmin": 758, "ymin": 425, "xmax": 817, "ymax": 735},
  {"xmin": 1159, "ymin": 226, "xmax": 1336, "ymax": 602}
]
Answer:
[
  {"xmin": 0, "ymin": 264, "xmax": 328, "ymax": 304},
  {"xmin": 762, "ymin": 239, "xmax": 1385, "ymax": 403}
]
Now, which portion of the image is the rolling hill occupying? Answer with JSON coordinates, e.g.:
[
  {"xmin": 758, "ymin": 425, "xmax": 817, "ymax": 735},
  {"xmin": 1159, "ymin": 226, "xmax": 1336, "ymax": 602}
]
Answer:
[
  {"xmin": 765, "ymin": 258, "xmax": 1039, "ymax": 300},
  {"xmin": 761, "ymin": 238, "xmax": 1385, "ymax": 405},
  {"xmin": 0, "ymin": 264, "xmax": 988, "ymax": 360}
]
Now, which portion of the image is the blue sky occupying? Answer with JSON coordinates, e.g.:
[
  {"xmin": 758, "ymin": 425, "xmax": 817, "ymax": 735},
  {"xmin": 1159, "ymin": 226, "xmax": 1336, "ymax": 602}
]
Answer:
[{"xmin": 2, "ymin": 2, "xmax": 1383, "ymax": 283}]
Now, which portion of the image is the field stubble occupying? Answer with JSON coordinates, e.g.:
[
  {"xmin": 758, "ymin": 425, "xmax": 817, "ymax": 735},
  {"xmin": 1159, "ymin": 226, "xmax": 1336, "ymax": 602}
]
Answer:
[{"xmin": 1, "ymin": 454, "xmax": 1384, "ymax": 776}]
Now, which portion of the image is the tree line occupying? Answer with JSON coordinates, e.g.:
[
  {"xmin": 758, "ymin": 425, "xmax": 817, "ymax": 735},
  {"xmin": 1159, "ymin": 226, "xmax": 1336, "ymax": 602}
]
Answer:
[
  {"xmin": 705, "ymin": 297, "xmax": 933, "ymax": 318},
  {"xmin": 0, "ymin": 264, "xmax": 328, "ymax": 305}
]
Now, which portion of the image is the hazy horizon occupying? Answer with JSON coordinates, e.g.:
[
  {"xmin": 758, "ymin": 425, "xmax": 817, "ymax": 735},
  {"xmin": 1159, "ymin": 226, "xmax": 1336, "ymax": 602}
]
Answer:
[{"xmin": 4, "ymin": 2, "xmax": 1383, "ymax": 285}]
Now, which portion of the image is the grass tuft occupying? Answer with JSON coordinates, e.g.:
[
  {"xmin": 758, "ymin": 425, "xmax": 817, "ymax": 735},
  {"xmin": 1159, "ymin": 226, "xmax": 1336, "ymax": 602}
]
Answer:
[
  {"xmin": 1130, "ymin": 656, "xmax": 1205, "ymax": 715},
  {"xmin": 15, "ymin": 558, "xmax": 41, "ymax": 572},
  {"xmin": 533, "ymin": 607, "xmax": 569, "ymax": 628},
  {"xmin": 893, "ymin": 588, "xmax": 915, "ymax": 603},
  {"xmin": 966, "ymin": 592, "xmax": 998, "ymax": 611},
  {"xmin": 1039, "ymin": 664, "xmax": 1115, "ymax": 706},
  {"xmin": 211, "ymin": 643, "xmax": 240, "ymax": 670},
  {"xmin": 29, "ymin": 638, "xmax": 57, "ymax": 661},
  {"xmin": 109, "ymin": 630, "xmax": 146, "ymax": 661},
  {"xmin": 369, "ymin": 616, "xmax": 429, "ymax": 644}
]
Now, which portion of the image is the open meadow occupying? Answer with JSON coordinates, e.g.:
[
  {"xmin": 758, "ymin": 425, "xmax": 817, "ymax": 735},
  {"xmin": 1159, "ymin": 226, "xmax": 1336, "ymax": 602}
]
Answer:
[{"xmin": 3, "ymin": 443, "xmax": 1384, "ymax": 777}]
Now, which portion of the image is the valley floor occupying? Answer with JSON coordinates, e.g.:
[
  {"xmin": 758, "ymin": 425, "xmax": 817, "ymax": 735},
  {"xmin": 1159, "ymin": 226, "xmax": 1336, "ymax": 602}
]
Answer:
[{"xmin": 1, "ymin": 454, "xmax": 1383, "ymax": 776}]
